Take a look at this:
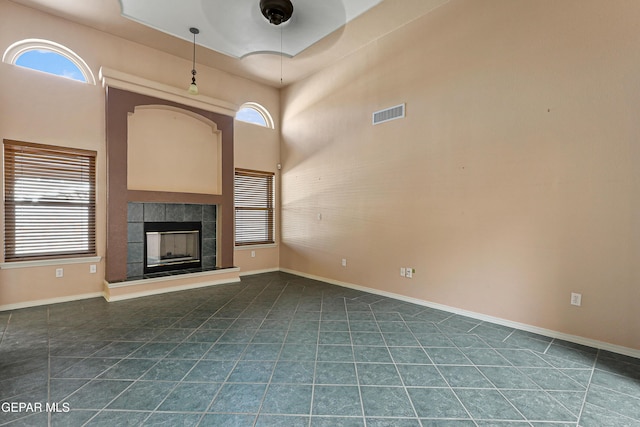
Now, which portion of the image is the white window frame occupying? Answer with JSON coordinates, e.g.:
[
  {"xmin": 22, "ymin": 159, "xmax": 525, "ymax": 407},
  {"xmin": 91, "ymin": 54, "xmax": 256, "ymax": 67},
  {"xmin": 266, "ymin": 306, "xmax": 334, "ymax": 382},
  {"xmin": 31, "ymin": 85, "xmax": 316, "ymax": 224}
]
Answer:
[
  {"xmin": 2, "ymin": 38, "xmax": 96, "ymax": 84},
  {"xmin": 236, "ymin": 102, "xmax": 275, "ymax": 129}
]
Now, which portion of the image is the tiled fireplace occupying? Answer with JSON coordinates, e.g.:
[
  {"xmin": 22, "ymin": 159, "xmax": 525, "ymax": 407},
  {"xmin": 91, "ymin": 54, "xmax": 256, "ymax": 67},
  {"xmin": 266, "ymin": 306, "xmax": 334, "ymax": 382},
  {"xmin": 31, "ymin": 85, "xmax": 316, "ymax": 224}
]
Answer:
[{"xmin": 127, "ymin": 202, "xmax": 217, "ymax": 279}]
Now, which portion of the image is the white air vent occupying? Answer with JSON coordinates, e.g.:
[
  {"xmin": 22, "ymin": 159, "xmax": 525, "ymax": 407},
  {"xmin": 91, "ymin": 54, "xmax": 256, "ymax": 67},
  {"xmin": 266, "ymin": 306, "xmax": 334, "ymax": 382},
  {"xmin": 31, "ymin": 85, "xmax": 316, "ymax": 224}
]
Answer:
[{"xmin": 372, "ymin": 103, "xmax": 405, "ymax": 125}]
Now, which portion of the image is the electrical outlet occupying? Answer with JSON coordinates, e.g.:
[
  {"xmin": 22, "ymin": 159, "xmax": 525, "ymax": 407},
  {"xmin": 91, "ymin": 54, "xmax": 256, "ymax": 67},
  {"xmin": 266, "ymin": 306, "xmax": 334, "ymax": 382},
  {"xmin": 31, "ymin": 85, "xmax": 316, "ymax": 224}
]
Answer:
[
  {"xmin": 341, "ymin": 258, "xmax": 347, "ymax": 267},
  {"xmin": 55, "ymin": 268, "xmax": 63, "ymax": 278},
  {"xmin": 89, "ymin": 264, "xmax": 97, "ymax": 274},
  {"xmin": 251, "ymin": 250, "xmax": 256, "ymax": 258},
  {"xmin": 570, "ymin": 292, "xmax": 582, "ymax": 306},
  {"xmin": 400, "ymin": 267, "xmax": 406, "ymax": 277},
  {"xmin": 406, "ymin": 267, "xmax": 413, "ymax": 279}
]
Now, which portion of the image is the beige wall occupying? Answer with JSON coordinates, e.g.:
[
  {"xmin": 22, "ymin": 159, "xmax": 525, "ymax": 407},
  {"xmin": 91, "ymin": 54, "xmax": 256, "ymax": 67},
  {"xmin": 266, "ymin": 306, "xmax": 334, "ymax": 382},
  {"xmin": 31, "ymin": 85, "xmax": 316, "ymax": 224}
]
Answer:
[
  {"xmin": 0, "ymin": 0, "xmax": 280, "ymax": 307},
  {"xmin": 280, "ymin": 0, "xmax": 640, "ymax": 350},
  {"xmin": 233, "ymin": 120, "xmax": 281, "ymax": 274}
]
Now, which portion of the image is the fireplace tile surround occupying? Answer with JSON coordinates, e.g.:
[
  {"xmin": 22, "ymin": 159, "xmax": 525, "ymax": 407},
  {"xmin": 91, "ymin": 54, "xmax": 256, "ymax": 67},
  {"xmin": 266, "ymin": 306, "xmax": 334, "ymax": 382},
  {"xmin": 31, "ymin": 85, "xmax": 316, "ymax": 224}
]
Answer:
[{"xmin": 127, "ymin": 202, "xmax": 217, "ymax": 280}]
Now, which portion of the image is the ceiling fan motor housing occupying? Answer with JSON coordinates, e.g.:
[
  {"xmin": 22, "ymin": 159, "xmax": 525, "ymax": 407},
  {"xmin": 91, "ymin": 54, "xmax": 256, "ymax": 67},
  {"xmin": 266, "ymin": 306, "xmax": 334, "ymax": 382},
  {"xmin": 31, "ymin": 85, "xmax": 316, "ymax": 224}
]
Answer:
[{"xmin": 260, "ymin": 0, "xmax": 294, "ymax": 25}]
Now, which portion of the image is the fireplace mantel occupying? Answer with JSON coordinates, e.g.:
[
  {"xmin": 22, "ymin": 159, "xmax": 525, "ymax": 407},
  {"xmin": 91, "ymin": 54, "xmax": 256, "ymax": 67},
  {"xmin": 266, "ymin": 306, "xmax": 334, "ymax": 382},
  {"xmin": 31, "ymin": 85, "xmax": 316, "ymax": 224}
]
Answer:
[{"xmin": 99, "ymin": 67, "xmax": 237, "ymax": 117}]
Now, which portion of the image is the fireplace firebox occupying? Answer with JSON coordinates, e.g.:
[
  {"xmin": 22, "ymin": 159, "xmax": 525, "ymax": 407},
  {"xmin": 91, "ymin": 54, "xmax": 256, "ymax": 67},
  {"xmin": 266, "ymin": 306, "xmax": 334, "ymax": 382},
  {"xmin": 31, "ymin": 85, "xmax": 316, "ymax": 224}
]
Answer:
[{"xmin": 144, "ymin": 221, "xmax": 202, "ymax": 274}]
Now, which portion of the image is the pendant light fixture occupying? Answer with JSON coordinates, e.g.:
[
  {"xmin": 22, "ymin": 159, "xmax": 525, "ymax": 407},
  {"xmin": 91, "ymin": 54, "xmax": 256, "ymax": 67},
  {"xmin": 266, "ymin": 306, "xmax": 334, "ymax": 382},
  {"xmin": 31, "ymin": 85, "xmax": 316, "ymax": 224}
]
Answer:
[{"xmin": 188, "ymin": 27, "xmax": 199, "ymax": 95}]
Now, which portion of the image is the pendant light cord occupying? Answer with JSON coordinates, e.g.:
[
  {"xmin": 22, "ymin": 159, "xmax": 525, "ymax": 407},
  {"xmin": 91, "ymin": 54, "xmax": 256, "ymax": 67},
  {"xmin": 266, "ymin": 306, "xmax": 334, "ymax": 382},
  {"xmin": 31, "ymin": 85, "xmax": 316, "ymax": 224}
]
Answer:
[
  {"xmin": 192, "ymin": 31, "xmax": 197, "ymax": 80},
  {"xmin": 188, "ymin": 27, "xmax": 199, "ymax": 94},
  {"xmin": 189, "ymin": 27, "xmax": 199, "ymax": 85}
]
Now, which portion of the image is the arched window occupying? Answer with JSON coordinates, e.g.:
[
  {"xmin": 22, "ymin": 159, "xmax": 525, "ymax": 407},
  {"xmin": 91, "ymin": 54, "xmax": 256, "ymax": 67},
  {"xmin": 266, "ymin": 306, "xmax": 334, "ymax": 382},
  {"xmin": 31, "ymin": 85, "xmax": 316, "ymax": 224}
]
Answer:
[
  {"xmin": 2, "ymin": 39, "xmax": 95, "ymax": 84},
  {"xmin": 236, "ymin": 102, "xmax": 274, "ymax": 129}
]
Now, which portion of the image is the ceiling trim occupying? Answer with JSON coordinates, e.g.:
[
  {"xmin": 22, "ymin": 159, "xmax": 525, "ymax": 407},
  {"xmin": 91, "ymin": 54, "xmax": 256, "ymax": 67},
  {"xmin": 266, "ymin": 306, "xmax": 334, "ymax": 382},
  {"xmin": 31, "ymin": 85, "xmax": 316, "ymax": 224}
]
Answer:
[{"xmin": 119, "ymin": 0, "xmax": 383, "ymax": 59}]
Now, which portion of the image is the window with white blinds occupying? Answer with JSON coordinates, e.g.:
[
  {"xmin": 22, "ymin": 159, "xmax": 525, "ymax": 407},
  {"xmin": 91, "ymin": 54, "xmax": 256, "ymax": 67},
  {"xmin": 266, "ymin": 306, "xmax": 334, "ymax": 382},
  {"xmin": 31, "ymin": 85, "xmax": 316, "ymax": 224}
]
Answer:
[
  {"xmin": 3, "ymin": 140, "xmax": 96, "ymax": 261},
  {"xmin": 234, "ymin": 168, "xmax": 275, "ymax": 246}
]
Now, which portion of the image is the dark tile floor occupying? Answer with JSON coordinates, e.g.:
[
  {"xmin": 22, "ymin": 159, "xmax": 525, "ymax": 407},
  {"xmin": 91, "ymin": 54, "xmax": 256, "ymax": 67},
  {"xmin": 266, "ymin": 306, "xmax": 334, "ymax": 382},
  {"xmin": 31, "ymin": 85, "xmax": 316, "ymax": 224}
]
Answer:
[{"xmin": 1, "ymin": 272, "xmax": 639, "ymax": 426}]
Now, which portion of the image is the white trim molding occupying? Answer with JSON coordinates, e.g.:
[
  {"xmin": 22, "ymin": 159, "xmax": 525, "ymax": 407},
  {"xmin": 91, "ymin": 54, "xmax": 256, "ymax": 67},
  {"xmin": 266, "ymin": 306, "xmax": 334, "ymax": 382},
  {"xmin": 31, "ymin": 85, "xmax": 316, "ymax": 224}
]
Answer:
[
  {"xmin": 99, "ymin": 67, "xmax": 238, "ymax": 117},
  {"xmin": 0, "ymin": 292, "xmax": 104, "ymax": 312},
  {"xmin": 239, "ymin": 267, "xmax": 280, "ymax": 277},
  {"xmin": 0, "ymin": 256, "xmax": 102, "ymax": 270},
  {"xmin": 236, "ymin": 102, "xmax": 275, "ymax": 129},
  {"xmin": 235, "ymin": 243, "xmax": 278, "ymax": 251},
  {"xmin": 279, "ymin": 268, "xmax": 640, "ymax": 359}
]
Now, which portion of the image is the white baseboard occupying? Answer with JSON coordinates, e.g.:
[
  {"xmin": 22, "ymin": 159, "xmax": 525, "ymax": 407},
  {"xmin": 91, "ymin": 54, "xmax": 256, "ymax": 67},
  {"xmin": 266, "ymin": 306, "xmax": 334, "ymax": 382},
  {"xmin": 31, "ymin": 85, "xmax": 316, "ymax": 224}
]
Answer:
[
  {"xmin": 279, "ymin": 268, "xmax": 640, "ymax": 359},
  {"xmin": 0, "ymin": 292, "xmax": 105, "ymax": 312},
  {"xmin": 239, "ymin": 267, "xmax": 280, "ymax": 277}
]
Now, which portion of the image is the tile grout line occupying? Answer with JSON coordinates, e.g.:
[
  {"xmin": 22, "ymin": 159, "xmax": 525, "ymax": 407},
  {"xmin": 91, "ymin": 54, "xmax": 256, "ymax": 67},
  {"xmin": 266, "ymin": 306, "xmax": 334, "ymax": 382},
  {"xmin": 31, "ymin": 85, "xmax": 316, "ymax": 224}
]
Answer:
[
  {"xmin": 87, "ymin": 282, "xmax": 250, "ymax": 426},
  {"xmin": 375, "ymin": 310, "xmax": 425, "ymax": 427},
  {"xmin": 80, "ymin": 283, "xmax": 250, "ymax": 426},
  {"xmin": 411, "ymin": 316, "xmax": 480, "ymax": 426},
  {"xmin": 306, "ymin": 287, "xmax": 323, "ymax": 427},
  {"xmin": 449, "ymin": 325, "xmax": 546, "ymax": 425},
  {"xmin": 344, "ymin": 297, "xmax": 367, "ymax": 426},
  {"xmin": 193, "ymin": 284, "xmax": 265, "ymax": 426},
  {"xmin": 543, "ymin": 337, "xmax": 555, "ymax": 354},
  {"xmin": 220, "ymin": 280, "xmax": 286, "ymax": 424},
  {"xmin": 190, "ymin": 277, "xmax": 290, "ymax": 425},
  {"xmin": 251, "ymin": 279, "xmax": 301, "ymax": 426},
  {"xmin": 443, "ymin": 346, "xmax": 534, "ymax": 426},
  {"xmin": 460, "ymin": 328, "xmax": 588, "ymax": 424},
  {"xmin": 502, "ymin": 328, "xmax": 517, "ymax": 343},
  {"xmin": 51, "ymin": 296, "xmax": 205, "ymax": 413},
  {"xmin": 91, "ymin": 292, "xmax": 235, "ymax": 425},
  {"xmin": 444, "ymin": 323, "xmax": 582, "ymax": 426},
  {"xmin": 575, "ymin": 348, "xmax": 599, "ymax": 426}
]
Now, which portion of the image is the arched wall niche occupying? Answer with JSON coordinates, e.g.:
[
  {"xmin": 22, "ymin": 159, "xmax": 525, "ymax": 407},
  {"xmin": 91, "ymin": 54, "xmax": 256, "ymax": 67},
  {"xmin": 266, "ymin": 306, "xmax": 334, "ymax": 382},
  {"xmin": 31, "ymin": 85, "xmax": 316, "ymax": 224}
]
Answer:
[{"xmin": 127, "ymin": 105, "xmax": 223, "ymax": 195}]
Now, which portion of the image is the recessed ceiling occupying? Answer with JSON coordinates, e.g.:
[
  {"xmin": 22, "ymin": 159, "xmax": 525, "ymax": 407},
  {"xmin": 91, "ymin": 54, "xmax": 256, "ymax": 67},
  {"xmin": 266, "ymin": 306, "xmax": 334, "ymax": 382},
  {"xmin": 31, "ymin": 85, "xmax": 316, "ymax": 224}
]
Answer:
[
  {"xmin": 120, "ymin": 0, "xmax": 382, "ymax": 59},
  {"xmin": 8, "ymin": 0, "xmax": 450, "ymax": 87}
]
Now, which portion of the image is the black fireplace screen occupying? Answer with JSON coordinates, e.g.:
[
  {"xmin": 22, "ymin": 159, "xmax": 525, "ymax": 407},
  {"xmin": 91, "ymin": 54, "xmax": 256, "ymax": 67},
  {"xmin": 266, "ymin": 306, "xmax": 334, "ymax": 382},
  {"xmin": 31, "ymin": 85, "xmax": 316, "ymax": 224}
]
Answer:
[{"xmin": 144, "ymin": 222, "xmax": 202, "ymax": 274}]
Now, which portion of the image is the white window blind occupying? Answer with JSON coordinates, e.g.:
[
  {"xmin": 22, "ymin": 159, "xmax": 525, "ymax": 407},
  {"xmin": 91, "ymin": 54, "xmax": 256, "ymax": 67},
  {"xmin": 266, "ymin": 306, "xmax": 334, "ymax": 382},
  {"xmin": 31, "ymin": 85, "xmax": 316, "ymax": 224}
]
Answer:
[
  {"xmin": 234, "ymin": 168, "xmax": 275, "ymax": 246},
  {"xmin": 4, "ymin": 140, "xmax": 96, "ymax": 261}
]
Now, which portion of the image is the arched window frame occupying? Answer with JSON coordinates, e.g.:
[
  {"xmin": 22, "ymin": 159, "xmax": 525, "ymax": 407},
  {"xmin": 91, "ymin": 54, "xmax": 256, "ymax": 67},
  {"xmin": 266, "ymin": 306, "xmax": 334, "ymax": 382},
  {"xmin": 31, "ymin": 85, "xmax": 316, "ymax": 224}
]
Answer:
[
  {"xmin": 236, "ymin": 102, "xmax": 275, "ymax": 129},
  {"xmin": 2, "ymin": 39, "xmax": 96, "ymax": 85}
]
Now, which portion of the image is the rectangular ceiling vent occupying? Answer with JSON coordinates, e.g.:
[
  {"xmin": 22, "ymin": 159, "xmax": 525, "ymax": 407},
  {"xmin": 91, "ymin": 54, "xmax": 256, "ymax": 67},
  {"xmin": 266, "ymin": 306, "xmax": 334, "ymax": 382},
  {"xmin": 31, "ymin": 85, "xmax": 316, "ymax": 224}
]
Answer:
[{"xmin": 372, "ymin": 103, "xmax": 405, "ymax": 125}]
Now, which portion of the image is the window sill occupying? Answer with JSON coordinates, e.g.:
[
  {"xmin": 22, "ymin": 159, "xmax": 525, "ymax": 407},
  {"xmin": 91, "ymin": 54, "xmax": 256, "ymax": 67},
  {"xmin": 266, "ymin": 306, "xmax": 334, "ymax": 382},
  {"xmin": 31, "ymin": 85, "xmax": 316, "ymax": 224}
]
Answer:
[
  {"xmin": 235, "ymin": 243, "xmax": 278, "ymax": 251},
  {"xmin": 0, "ymin": 256, "xmax": 102, "ymax": 270}
]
